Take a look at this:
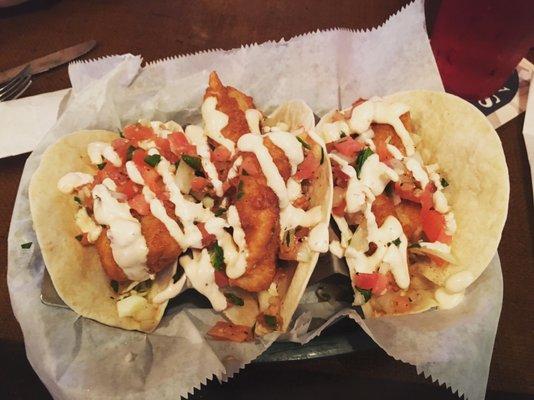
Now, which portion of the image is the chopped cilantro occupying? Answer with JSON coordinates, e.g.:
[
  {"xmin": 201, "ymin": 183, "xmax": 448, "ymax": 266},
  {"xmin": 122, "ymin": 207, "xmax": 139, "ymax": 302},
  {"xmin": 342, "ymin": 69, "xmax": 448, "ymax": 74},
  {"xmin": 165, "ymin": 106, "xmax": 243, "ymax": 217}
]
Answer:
[
  {"xmin": 118, "ymin": 130, "xmax": 124, "ymax": 138},
  {"xmin": 264, "ymin": 315, "xmax": 278, "ymax": 329},
  {"xmin": 297, "ymin": 136, "xmax": 311, "ymax": 149},
  {"xmin": 441, "ymin": 177, "xmax": 449, "ymax": 188},
  {"xmin": 110, "ymin": 280, "xmax": 119, "ymax": 293},
  {"xmin": 97, "ymin": 162, "xmax": 106, "ymax": 170},
  {"xmin": 320, "ymin": 147, "xmax": 325, "ymax": 165},
  {"xmin": 126, "ymin": 145, "xmax": 136, "ymax": 161},
  {"xmin": 284, "ymin": 230, "xmax": 292, "ymax": 247},
  {"xmin": 236, "ymin": 180, "xmax": 244, "ymax": 200},
  {"xmin": 20, "ymin": 242, "xmax": 32, "ymax": 249},
  {"xmin": 392, "ymin": 238, "xmax": 401, "ymax": 247},
  {"xmin": 354, "ymin": 287, "xmax": 372, "ymax": 303},
  {"xmin": 340, "ymin": 131, "xmax": 347, "ymax": 138},
  {"xmin": 224, "ymin": 292, "xmax": 244, "ymax": 306},
  {"xmin": 144, "ymin": 154, "xmax": 161, "ymax": 167},
  {"xmin": 74, "ymin": 234, "xmax": 83, "ymax": 241},
  {"xmin": 214, "ymin": 207, "xmax": 226, "ymax": 217},
  {"xmin": 73, "ymin": 196, "xmax": 82, "ymax": 205},
  {"xmin": 384, "ymin": 182, "xmax": 394, "ymax": 197},
  {"xmin": 355, "ymin": 148, "xmax": 373, "ymax": 178},
  {"xmin": 209, "ymin": 243, "xmax": 224, "ymax": 271},
  {"xmin": 181, "ymin": 154, "xmax": 202, "ymax": 171}
]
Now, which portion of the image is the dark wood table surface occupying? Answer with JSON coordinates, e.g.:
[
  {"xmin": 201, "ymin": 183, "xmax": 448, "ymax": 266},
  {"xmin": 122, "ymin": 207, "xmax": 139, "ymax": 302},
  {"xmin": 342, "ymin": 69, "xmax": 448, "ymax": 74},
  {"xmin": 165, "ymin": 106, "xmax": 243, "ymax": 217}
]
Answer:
[{"xmin": 1, "ymin": 1, "xmax": 533, "ymax": 399}]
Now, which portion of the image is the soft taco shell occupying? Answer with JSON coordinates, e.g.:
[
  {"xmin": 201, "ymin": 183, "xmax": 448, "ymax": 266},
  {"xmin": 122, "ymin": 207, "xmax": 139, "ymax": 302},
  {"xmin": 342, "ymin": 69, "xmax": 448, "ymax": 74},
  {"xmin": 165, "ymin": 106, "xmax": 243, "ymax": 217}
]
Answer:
[
  {"xmin": 265, "ymin": 100, "xmax": 333, "ymax": 330},
  {"xmin": 29, "ymin": 130, "xmax": 175, "ymax": 332},
  {"xmin": 320, "ymin": 91, "xmax": 509, "ymax": 316}
]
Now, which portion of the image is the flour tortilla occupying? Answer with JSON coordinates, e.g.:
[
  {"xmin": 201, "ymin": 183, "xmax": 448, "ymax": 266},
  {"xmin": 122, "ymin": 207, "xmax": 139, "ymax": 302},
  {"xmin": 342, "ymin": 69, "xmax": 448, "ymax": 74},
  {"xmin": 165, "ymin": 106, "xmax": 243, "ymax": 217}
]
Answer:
[
  {"xmin": 265, "ymin": 100, "xmax": 333, "ymax": 331},
  {"xmin": 29, "ymin": 130, "xmax": 175, "ymax": 332},
  {"xmin": 319, "ymin": 91, "xmax": 509, "ymax": 316}
]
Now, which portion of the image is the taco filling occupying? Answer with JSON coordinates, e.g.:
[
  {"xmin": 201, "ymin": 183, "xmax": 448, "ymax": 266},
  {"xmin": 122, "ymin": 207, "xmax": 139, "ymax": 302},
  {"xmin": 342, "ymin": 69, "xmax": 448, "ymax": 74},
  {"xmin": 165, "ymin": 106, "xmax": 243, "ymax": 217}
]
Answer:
[
  {"xmin": 320, "ymin": 97, "xmax": 467, "ymax": 316},
  {"xmin": 49, "ymin": 72, "xmax": 330, "ymax": 339}
]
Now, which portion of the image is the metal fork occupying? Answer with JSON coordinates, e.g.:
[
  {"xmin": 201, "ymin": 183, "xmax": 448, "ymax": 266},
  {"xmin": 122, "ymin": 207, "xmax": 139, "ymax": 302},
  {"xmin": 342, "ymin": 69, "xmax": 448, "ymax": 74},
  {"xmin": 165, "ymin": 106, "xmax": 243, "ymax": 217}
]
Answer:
[{"xmin": 0, "ymin": 66, "xmax": 32, "ymax": 102}]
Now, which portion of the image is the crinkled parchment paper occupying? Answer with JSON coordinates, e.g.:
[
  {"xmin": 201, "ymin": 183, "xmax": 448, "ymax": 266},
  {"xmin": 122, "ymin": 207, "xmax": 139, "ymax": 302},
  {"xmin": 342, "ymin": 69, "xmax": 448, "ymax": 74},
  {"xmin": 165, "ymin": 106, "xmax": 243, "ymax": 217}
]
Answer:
[{"xmin": 8, "ymin": 1, "xmax": 502, "ymax": 399}]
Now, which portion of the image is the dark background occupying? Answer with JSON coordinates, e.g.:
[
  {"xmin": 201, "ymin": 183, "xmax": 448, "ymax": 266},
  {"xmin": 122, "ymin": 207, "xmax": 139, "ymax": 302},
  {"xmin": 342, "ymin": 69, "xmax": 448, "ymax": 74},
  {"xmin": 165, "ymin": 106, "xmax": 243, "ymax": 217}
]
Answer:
[{"xmin": 1, "ymin": 1, "xmax": 533, "ymax": 399}]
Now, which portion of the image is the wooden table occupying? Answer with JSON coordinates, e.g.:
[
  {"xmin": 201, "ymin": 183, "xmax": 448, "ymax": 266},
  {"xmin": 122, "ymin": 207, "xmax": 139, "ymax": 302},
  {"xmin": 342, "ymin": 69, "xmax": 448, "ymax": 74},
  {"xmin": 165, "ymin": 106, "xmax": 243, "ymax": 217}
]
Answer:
[{"xmin": 1, "ymin": 1, "xmax": 532, "ymax": 399}]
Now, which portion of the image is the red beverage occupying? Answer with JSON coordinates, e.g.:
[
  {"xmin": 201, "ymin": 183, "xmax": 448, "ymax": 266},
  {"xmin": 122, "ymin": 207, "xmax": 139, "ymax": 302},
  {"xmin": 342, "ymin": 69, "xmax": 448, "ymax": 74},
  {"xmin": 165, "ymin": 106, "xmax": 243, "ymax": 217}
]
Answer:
[{"xmin": 431, "ymin": 0, "xmax": 534, "ymax": 100}]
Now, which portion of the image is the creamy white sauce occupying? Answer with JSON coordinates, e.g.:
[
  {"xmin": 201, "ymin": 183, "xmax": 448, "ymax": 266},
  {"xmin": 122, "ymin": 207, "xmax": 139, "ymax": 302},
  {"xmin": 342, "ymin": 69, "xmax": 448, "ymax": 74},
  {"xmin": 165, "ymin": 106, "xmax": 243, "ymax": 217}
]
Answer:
[
  {"xmin": 245, "ymin": 109, "xmax": 262, "ymax": 134},
  {"xmin": 266, "ymin": 131, "xmax": 304, "ymax": 175},
  {"xmin": 435, "ymin": 288, "xmax": 464, "ymax": 309},
  {"xmin": 445, "ymin": 271, "xmax": 474, "ymax": 293},
  {"xmin": 174, "ymin": 160, "xmax": 195, "ymax": 194},
  {"xmin": 237, "ymin": 133, "xmax": 289, "ymax": 208},
  {"xmin": 184, "ymin": 124, "xmax": 224, "ymax": 197},
  {"xmin": 92, "ymin": 184, "xmax": 149, "ymax": 281},
  {"xmin": 180, "ymin": 249, "xmax": 227, "ymax": 311},
  {"xmin": 419, "ymin": 241, "xmax": 451, "ymax": 253},
  {"xmin": 280, "ymin": 205, "xmax": 322, "ymax": 235},
  {"xmin": 102, "ymin": 178, "xmax": 117, "ymax": 192},
  {"xmin": 227, "ymin": 156, "xmax": 243, "ymax": 181},
  {"xmin": 287, "ymin": 178, "xmax": 302, "ymax": 202},
  {"xmin": 349, "ymin": 99, "xmax": 414, "ymax": 156},
  {"xmin": 153, "ymin": 272, "xmax": 187, "ymax": 304},
  {"xmin": 386, "ymin": 143, "xmax": 403, "ymax": 160},
  {"xmin": 329, "ymin": 240, "xmax": 345, "ymax": 258},
  {"xmin": 201, "ymin": 96, "xmax": 234, "ymax": 153},
  {"xmin": 87, "ymin": 142, "xmax": 122, "ymax": 167},
  {"xmin": 308, "ymin": 222, "xmax": 329, "ymax": 252},
  {"xmin": 125, "ymin": 161, "xmax": 144, "ymax": 185},
  {"xmin": 219, "ymin": 231, "xmax": 247, "ymax": 279},
  {"xmin": 57, "ymin": 172, "xmax": 94, "ymax": 194},
  {"xmin": 433, "ymin": 191, "xmax": 449, "ymax": 213},
  {"xmin": 138, "ymin": 140, "xmax": 157, "ymax": 151},
  {"xmin": 444, "ymin": 212, "xmax": 457, "ymax": 235},
  {"xmin": 332, "ymin": 215, "xmax": 352, "ymax": 247},
  {"xmin": 405, "ymin": 157, "xmax": 429, "ymax": 188},
  {"xmin": 359, "ymin": 154, "xmax": 399, "ymax": 196},
  {"xmin": 227, "ymin": 205, "xmax": 247, "ymax": 251},
  {"xmin": 74, "ymin": 208, "xmax": 102, "ymax": 242}
]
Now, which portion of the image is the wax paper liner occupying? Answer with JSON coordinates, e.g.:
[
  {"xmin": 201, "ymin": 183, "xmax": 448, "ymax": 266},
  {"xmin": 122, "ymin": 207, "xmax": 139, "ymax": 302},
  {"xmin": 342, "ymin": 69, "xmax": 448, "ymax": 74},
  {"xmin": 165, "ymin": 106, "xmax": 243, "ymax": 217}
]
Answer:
[{"xmin": 7, "ymin": 1, "xmax": 500, "ymax": 399}]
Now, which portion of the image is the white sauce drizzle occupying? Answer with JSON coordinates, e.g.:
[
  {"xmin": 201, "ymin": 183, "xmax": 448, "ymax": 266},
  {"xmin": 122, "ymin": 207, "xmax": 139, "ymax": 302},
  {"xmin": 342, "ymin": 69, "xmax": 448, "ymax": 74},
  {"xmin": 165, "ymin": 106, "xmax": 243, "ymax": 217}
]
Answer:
[
  {"xmin": 184, "ymin": 125, "xmax": 224, "ymax": 197},
  {"xmin": 92, "ymin": 184, "xmax": 149, "ymax": 281},
  {"xmin": 245, "ymin": 109, "xmax": 262, "ymax": 134},
  {"xmin": 435, "ymin": 288, "xmax": 464, "ymax": 309},
  {"xmin": 180, "ymin": 249, "xmax": 227, "ymax": 311},
  {"xmin": 201, "ymin": 96, "xmax": 234, "ymax": 153},
  {"xmin": 419, "ymin": 241, "xmax": 451, "ymax": 253},
  {"xmin": 445, "ymin": 271, "xmax": 474, "ymax": 293},
  {"xmin": 57, "ymin": 172, "xmax": 93, "ymax": 194},
  {"xmin": 227, "ymin": 156, "xmax": 243, "ymax": 181},
  {"xmin": 87, "ymin": 142, "xmax": 122, "ymax": 167},
  {"xmin": 266, "ymin": 131, "xmax": 304, "ymax": 175},
  {"xmin": 308, "ymin": 222, "xmax": 329, "ymax": 252},
  {"xmin": 405, "ymin": 157, "xmax": 429, "ymax": 188},
  {"xmin": 153, "ymin": 272, "xmax": 187, "ymax": 304},
  {"xmin": 74, "ymin": 208, "xmax": 102, "ymax": 242}
]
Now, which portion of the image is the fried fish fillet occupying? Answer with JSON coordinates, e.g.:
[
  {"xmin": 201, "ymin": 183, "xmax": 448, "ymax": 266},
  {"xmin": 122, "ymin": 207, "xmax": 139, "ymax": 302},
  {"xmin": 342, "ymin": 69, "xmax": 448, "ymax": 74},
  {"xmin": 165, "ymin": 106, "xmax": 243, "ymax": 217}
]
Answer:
[
  {"xmin": 95, "ymin": 215, "xmax": 181, "ymax": 282},
  {"xmin": 204, "ymin": 71, "xmax": 255, "ymax": 143},
  {"xmin": 230, "ymin": 175, "xmax": 279, "ymax": 292}
]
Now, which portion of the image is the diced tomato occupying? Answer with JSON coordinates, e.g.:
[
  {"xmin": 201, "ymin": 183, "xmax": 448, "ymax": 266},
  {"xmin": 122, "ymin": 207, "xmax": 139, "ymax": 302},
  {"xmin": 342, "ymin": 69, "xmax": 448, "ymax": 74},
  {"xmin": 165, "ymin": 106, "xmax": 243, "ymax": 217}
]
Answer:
[
  {"xmin": 191, "ymin": 177, "xmax": 210, "ymax": 192},
  {"xmin": 198, "ymin": 222, "xmax": 217, "ymax": 247},
  {"xmin": 428, "ymin": 254, "xmax": 447, "ymax": 267},
  {"xmin": 154, "ymin": 137, "xmax": 179, "ymax": 163},
  {"xmin": 168, "ymin": 132, "xmax": 196, "ymax": 157},
  {"xmin": 394, "ymin": 181, "xmax": 435, "ymax": 209},
  {"xmin": 84, "ymin": 195, "xmax": 93, "ymax": 210},
  {"xmin": 211, "ymin": 145, "xmax": 232, "ymax": 162},
  {"xmin": 95, "ymin": 163, "xmax": 128, "ymax": 186},
  {"xmin": 353, "ymin": 273, "xmax": 388, "ymax": 295},
  {"xmin": 241, "ymin": 155, "xmax": 261, "ymax": 177},
  {"xmin": 214, "ymin": 270, "xmax": 229, "ymax": 288},
  {"xmin": 332, "ymin": 199, "xmax": 346, "ymax": 217},
  {"xmin": 333, "ymin": 136, "xmax": 364, "ymax": 158},
  {"xmin": 132, "ymin": 149, "xmax": 165, "ymax": 195},
  {"xmin": 292, "ymin": 195, "xmax": 310, "ymax": 210},
  {"xmin": 207, "ymin": 321, "xmax": 253, "ymax": 342},
  {"xmin": 116, "ymin": 180, "xmax": 140, "ymax": 199},
  {"xmin": 111, "ymin": 138, "xmax": 132, "ymax": 163},
  {"xmin": 332, "ymin": 163, "xmax": 350, "ymax": 188},
  {"xmin": 123, "ymin": 123, "xmax": 155, "ymax": 144},
  {"xmin": 128, "ymin": 194, "xmax": 150, "ymax": 216},
  {"xmin": 421, "ymin": 209, "xmax": 451, "ymax": 243},
  {"xmin": 294, "ymin": 152, "xmax": 319, "ymax": 181},
  {"xmin": 420, "ymin": 184, "xmax": 435, "ymax": 211}
]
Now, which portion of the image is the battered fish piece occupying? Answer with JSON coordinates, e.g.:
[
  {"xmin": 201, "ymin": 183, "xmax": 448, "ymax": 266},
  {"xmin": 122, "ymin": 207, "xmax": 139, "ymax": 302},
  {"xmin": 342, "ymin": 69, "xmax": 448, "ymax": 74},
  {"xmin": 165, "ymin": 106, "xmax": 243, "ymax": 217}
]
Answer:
[
  {"xmin": 372, "ymin": 112, "xmax": 412, "ymax": 161},
  {"xmin": 230, "ymin": 175, "xmax": 279, "ymax": 292},
  {"xmin": 372, "ymin": 194, "xmax": 423, "ymax": 242},
  {"xmin": 204, "ymin": 71, "xmax": 255, "ymax": 143},
  {"xmin": 95, "ymin": 229, "xmax": 128, "ymax": 282},
  {"xmin": 264, "ymin": 137, "xmax": 291, "ymax": 181},
  {"xmin": 95, "ymin": 215, "xmax": 181, "ymax": 282},
  {"xmin": 140, "ymin": 214, "xmax": 182, "ymax": 274}
]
